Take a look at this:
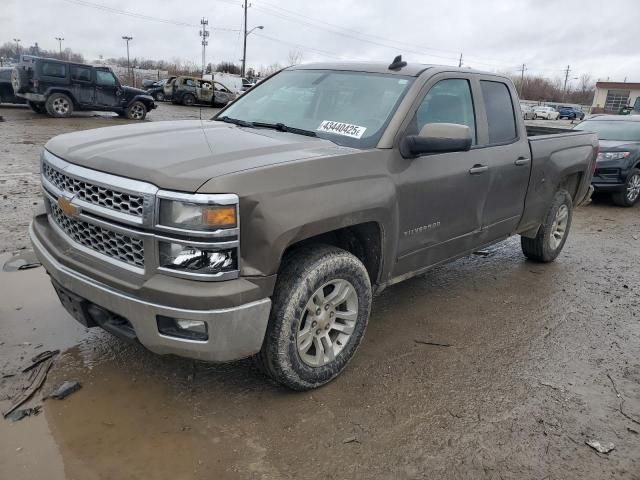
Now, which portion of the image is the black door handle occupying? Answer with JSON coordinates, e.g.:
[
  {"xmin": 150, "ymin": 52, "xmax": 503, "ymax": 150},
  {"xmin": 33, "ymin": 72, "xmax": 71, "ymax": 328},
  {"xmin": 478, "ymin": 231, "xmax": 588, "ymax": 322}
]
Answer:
[
  {"xmin": 514, "ymin": 157, "xmax": 530, "ymax": 166},
  {"xmin": 469, "ymin": 165, "xmax": 489, "ymax": 175}
]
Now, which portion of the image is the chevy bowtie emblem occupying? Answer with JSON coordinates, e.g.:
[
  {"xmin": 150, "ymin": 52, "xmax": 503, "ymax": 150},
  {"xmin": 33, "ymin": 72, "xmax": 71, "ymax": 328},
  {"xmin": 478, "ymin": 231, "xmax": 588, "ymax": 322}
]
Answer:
[{"xmin": 58, "ymin": 195, "xmax": 80, "ymax": 217}]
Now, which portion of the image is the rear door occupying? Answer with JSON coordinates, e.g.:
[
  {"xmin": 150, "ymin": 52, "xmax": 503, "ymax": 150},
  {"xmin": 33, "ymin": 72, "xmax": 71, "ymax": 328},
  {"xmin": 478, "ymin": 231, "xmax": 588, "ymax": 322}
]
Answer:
[
  {"xmin": 392, "ymin": 75, "xmax": 492, "ymax": 276},
  {"xmin": 474, "ymin": 77, "xmax": 531, "ymax": 239},
  {"xmin": 95, "ymin": 69, "xmax": 120, "ymax": 107},
  {"xmin": 69, "ymin": 65, "xmax": 95, "ymax": 105},
  {"xmin": 196, "ymin": 80, "xmax": 214, "ymax": 103}
]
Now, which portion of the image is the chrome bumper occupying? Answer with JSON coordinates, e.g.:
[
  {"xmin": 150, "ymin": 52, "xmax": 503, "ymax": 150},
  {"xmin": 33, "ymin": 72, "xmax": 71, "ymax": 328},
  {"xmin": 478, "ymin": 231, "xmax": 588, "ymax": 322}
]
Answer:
[{"xmin": 30, "ymin": 222, "xmax": 272, "ymax": 362}]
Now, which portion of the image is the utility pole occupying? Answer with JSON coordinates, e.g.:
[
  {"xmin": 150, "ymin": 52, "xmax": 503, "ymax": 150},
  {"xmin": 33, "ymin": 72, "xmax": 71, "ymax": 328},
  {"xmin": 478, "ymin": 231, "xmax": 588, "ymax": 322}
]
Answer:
[
  {"xmin": 13, "ymin": 38, "xmax": 21, "ymax": 59},
  {"xmin": 122, "ymin": 36, "xmax": 133, "ymax": 86},
  {"xmin": 55, "ymin": 37, "xmax": 64, "ymax": 57},
  {"xmin": 458, "ymin": 53, "xmax": 463, "ymax": 68},
  {"xmin": 200, "ymin": 18, "xmax": 209, "ymax": 77},
  {"xmin": 562, "ymin": 64, "xmax": 571, "ymax": 101},
  {"xmin": 519, "ymin": 63, "xmax": 527, "ymax": 97},
  {"xmin": 242, "ymin": 0, "xmax": 248, "ymax": 78}
]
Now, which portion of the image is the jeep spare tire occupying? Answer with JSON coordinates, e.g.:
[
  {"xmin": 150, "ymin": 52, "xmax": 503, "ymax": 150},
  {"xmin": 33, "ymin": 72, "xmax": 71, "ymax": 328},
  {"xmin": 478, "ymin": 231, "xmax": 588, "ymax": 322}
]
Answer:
[
  {"xmin": 11, "ymin": 68, "xmax": 29, "ymax": 94},
  {"xmin": 45, "ymin": 93, "xmax": 74, "ymax": 118}
]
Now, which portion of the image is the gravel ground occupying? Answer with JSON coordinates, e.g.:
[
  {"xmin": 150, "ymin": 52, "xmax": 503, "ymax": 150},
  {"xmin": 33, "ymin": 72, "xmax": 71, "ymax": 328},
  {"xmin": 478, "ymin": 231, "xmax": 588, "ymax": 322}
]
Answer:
[{"xmin": 0, "ymin": 104, "xmax": 638, "ymax": 480}]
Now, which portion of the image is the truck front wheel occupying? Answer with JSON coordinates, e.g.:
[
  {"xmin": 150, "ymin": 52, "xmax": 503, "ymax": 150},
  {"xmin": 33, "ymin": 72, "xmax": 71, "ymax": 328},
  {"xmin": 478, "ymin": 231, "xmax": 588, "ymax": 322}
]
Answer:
[
  {"xmin": 521, "ymin": 189, "xmax": 573, "ymax": 262},
  {"xmin": 255, "ymin": 245, "xmax": 372, "ymax": 390}
]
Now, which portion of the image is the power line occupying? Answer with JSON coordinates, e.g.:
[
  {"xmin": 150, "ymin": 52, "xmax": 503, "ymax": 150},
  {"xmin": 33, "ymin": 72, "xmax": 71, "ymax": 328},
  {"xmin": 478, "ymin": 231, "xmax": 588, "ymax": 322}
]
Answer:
[
  {"xmin": 61, "ymin": 0, "xmax": 239, "ymax": 31},
  {"xmin": 253, "ymin": 32, "xmax": 343, "ymax": 60}
]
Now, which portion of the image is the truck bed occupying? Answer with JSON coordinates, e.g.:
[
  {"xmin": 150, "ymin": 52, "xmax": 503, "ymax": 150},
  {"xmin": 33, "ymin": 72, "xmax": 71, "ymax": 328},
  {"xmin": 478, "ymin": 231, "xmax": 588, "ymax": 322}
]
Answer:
[{"xmin": 526, "ymin": 125, "xmax": 576, "ymax": 137}]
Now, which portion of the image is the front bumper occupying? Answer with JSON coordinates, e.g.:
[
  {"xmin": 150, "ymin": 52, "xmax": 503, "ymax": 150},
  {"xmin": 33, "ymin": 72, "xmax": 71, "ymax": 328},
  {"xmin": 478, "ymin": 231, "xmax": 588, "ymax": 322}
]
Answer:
[{"xmin": 30, "ymin": 222, "xmax": 272, "ymax": 362}]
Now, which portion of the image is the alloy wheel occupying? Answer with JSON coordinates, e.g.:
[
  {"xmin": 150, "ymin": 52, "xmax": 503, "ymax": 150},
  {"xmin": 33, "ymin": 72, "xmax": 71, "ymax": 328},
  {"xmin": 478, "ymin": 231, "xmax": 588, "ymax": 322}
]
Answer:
[
  {"xmin": 549, "ymin": 204, "xmax": 569, "ymax": 250},
  {"xmin": 52, "ymin": 97, "xmax": 70, "ymax": 115},
  {"xmin": 130, "ymin": 104, "xmax": 145, "ymax": 120},
  {"xmin": 626, "ymin": 174, "xmax": 640, "ymax": 203},
  {"xmin": 296, "ymin": 279, "xmax": 359, "ymax": 367}
]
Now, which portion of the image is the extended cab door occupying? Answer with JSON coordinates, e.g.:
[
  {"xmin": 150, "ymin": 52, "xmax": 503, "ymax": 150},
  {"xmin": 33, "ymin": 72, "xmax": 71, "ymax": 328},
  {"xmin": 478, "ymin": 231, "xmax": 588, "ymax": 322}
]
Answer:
[
  {"xmin": 94, "ymin": 69, "xmax": 121, "ymax": 108},
  {"xmin": 473, "ymin": 77, "xmax": 531, "ymax": 239},
  {"xmin": 392, "ymin": 75, "xmax": 491, "ymax": 276}
]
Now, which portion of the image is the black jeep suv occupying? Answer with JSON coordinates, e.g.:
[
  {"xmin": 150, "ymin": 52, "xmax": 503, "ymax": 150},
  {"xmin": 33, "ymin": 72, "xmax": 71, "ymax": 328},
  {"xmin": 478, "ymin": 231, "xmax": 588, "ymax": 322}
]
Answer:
[{"xmin": 11, "ymin": 56, "xmax": 156, "ymax": 120}]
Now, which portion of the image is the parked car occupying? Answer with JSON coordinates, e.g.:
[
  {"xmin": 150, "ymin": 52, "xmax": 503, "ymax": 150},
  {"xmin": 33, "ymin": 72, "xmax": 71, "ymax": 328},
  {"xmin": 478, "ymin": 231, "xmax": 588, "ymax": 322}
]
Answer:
[
  {"xmin": 558, "ymin": 106, "xmax": 585, "ymax": 120},
  {"xmin": 574, "ymin": 115, "xmax": 640, "ymax": 207},
  {"xmin": 11, "ymin": 56, "xmax": 156, "ymax": 119},
  {"xmin": 533, "ymin": 106, "xmax": 560, "ymax": 120},
  {"xmin": 0, "ymin": 67, "xmax": 26, "ymax": 104},
  {"xmin": 30, "ymin": 59, "xmax": 596, "ymax": 390},
  {"xmin": 520, "ymin": 104, "xmax": 535, "ymax": 120},
  {"xmin": 167, "ymin": 76, "xmax": 236, "ymax": 106},
  {"xmin": 145, "ymin": 78, "xmax": 173, "ymax": 102}
]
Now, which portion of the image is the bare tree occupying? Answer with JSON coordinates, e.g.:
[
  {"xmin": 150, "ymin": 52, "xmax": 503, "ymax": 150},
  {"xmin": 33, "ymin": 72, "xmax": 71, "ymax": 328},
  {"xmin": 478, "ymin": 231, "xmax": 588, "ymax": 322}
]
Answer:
[
  {"xmin": 287, "ymin": 49, "xmax": 303, "ymax": 66},
  {"xmin": 263, "ymin": 63, "xmax": 283, "ymax": 76}
]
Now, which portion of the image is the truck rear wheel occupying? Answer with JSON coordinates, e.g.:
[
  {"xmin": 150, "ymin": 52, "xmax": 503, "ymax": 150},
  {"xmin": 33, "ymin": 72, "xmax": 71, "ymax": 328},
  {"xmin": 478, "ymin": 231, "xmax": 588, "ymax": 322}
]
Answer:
[
  {"xmin": 45, "ymin": 93, "xmax": 74, "ymax": 118},
  {"xmin": 254, "ymin": 245, "xmax": 372, "ymax": 390},
  {"xmin": 612, "ymin": 169, "xmax": 640, "ymax": 207},
  {"xmin": 521, "ymin": 189, "xmax": 573, "ymax": 262}
]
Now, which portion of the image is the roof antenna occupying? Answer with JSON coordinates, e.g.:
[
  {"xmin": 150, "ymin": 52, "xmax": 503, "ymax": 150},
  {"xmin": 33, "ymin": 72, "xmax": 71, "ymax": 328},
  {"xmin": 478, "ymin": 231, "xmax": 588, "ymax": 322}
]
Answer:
[{"xmin": 388, "ymin": 55, "xmax": 407, "ymax": 71}]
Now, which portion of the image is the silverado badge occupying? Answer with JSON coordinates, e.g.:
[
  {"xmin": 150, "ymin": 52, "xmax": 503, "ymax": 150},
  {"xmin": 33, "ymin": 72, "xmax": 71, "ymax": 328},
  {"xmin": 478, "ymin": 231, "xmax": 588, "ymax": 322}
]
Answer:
[{"xmin": 58, "ymin": 195, "xmax": 80, "ymax": 217}]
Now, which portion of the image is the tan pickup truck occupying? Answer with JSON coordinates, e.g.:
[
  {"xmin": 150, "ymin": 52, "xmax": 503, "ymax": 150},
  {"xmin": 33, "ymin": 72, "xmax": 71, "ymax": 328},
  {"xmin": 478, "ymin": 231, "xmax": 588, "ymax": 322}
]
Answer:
[{"xmin": 31, "ymin": 58, "xmax": 597, "ymax": 390}]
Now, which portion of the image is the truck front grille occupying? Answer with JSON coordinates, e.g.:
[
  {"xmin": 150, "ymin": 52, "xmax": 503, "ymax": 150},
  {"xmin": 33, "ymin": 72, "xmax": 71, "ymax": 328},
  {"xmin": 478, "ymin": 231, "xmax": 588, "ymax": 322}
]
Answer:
[
  {"xmin": 49, "ymin": 201, "xmax": 145, "ymax": 268},
  {"xmin": 43, "ymin": 162, "xmax": 144, "ymax": 217}
]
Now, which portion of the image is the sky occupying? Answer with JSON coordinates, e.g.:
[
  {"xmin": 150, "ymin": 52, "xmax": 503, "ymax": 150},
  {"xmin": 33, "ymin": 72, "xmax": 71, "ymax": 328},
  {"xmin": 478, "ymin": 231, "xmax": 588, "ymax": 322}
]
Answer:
[{"xmin": 1, "ymin": 0, "xmax": 639, "ymax": 85}]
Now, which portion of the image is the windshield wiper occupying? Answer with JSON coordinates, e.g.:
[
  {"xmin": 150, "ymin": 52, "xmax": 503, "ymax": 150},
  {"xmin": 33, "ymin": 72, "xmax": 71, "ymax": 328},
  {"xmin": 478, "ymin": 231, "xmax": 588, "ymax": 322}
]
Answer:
[
  {"xmin": 216, "ymin": 116, "xmax": 255, "ymax": 128},
  {"xmin": 252, "ymin": 122, "xmax": 317, "ymax": 137}
]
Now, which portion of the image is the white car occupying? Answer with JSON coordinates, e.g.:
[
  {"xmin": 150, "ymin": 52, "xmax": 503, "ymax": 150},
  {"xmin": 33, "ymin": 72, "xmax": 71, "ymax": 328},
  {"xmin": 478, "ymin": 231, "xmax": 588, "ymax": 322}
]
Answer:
[{"xmin": 533, "ymin": 106, "xmax": 560, "ymax": 120}]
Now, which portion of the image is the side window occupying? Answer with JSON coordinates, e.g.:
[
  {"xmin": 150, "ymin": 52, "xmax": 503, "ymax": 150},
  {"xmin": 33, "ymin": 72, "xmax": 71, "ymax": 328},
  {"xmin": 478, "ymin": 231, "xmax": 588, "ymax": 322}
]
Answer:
[
  {"xmin": 480, "ymin": 80, "xmax": 517, "ymax": 144},
  {"xmin": 41, "ymin": 62, "xmax": 67, "ymax": 78},
  {"xmin": 71, "ymin": 66, "xmax": 92, "ymax": 82},
  {"xmin": 96, "ymin": 70, "xmax": 117, "ymax": 86},
  {"xmin": 413, "ymin": 79, "xmax": 476, "ymax": 144}
]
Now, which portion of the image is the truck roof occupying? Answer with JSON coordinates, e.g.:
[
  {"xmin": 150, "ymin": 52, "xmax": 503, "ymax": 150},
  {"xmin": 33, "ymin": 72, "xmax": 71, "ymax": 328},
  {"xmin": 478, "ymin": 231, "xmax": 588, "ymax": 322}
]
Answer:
[{"xmin": 288, "ymin": 61, "xmax": 498, "ymax": 78}]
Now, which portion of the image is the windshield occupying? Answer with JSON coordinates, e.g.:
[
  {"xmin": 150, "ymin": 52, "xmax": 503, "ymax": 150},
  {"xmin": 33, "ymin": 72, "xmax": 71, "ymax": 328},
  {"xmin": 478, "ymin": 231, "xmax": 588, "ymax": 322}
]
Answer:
[
  {"xmin": 215, "ymin": 69, "xmax": 414, "ymax": 148},
  {"xmin": 574, "ymin": 120, "xmax": 640, "ymax": 142}
]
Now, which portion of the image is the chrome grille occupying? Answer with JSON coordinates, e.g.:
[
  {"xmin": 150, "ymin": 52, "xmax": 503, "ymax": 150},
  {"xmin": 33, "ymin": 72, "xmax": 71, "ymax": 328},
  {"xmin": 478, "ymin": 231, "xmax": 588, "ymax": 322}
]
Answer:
[
  {"xmin": 43, "ymin": 162, "xmax": 144, "ymax": 217},
  {"xmin": 49, "ymin": 201, "xmax": 144, "ymax": 268}
]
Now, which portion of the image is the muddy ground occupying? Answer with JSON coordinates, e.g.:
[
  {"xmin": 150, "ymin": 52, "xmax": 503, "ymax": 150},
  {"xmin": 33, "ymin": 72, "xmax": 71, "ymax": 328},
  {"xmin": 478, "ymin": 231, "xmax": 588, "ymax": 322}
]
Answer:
[{"xmin": 1, "ymin": 104, "xmax": 639, "ymax": 479}]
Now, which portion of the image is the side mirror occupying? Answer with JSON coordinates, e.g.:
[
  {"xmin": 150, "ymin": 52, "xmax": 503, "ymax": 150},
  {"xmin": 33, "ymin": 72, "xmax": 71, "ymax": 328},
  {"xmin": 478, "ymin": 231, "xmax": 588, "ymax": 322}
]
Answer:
[{"xmin": 400, "ymin": 123, "xmax": 472, "ymax": 158}]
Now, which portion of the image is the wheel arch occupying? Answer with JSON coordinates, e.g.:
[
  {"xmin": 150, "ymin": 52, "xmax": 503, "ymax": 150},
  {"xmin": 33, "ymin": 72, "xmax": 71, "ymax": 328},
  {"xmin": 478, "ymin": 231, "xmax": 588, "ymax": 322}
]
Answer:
[{"xmin": 44, "ymin": 88, "xmax": 77, "ymax": 106}]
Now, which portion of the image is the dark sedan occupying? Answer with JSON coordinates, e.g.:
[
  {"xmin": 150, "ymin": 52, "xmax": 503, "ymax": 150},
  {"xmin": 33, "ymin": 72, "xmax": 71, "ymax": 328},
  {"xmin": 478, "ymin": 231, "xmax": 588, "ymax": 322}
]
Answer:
[
  {"xmin": 559, "ymin": 106, "xmax": 585, "ymax": 120},
  {"xmin": 574, "ymin": 115, "xmax": 640, "ymax": 206}
]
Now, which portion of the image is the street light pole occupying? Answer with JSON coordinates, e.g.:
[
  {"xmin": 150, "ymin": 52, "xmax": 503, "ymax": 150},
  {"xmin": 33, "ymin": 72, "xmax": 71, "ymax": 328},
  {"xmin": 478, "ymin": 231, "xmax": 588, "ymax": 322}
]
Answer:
[
  {"xmin": 122, "ymin": 36, "xmax": 133, "ymax": 85},
  {"xmin": 13, "ymin": 38, "xmax": 21, "ymax": 59},
  {"xmin": 55, "ymin": 37, "xmax": 64, "ymax": 58},
  {"xmin": 242, "ymin": 26, "xmax": 264, "ymax": 78}
]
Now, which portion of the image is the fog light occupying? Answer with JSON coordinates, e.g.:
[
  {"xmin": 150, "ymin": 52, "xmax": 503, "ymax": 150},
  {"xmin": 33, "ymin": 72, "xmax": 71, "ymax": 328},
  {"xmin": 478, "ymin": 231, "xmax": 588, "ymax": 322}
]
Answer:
[
  {"xmin": 157, "ymin": 316, "xmax": 209, "ymax": 341},
  {"xmin": 159, "ymin": 242, "xmax": 236, "ymax": 275}
]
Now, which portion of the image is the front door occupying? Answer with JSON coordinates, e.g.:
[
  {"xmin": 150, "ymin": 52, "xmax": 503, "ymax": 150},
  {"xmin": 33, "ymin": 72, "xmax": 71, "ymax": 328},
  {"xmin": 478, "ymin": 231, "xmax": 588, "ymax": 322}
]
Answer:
[
  {"xmin": 95, "ymin": 69, "xmax": 121, "ymax": 108},
  {"xmin": 475, "ymin": 78, "xmax": 531, "ymax": 239},
  {"xmin": 69, "ymin": 65, "xmax": 95, "ymax": 105},
  {"xmin": 393, "ymin": 77, "xmax": 491, "ymax": 277}
]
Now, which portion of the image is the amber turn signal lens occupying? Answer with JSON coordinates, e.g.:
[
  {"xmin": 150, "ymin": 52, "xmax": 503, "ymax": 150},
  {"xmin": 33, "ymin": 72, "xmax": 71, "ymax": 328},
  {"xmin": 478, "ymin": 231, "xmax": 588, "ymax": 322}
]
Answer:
[{"xmin": 202, "ymin": 206, "xmax": 236, "ymax": 228}]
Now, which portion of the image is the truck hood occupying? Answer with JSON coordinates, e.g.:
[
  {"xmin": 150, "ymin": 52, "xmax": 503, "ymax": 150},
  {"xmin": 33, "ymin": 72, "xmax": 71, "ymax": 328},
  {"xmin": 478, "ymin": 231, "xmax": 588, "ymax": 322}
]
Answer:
[
  {"xmin": 45, "ymin": 120, "xmax": 348, "ymax": 192},
  {"xmin": 598, "ymin": 139, "xmax": 640, "ymax": 151}
]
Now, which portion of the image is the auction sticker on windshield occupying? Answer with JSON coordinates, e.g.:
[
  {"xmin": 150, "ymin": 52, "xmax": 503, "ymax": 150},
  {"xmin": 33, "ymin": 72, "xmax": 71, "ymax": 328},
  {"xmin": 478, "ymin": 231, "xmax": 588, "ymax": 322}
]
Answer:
[{"xmin": 317, "ymin": 121, "xmax": 367, "ymax": 139}]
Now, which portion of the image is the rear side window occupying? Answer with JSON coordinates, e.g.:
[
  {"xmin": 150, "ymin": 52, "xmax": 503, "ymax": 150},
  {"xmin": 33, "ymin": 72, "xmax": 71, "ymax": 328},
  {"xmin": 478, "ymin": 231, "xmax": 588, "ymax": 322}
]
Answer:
[
  {"xmin": 71, "ymin": 66, "xmax": 92, "ymax": 82},
  {"xmin": 413, "ymin": 78, "xmax": 476, "ymax": 144},
  {"xmin": 41, "ymin": 62, "xmax": 66, "ymax": 78},
  {"xmin": 480, "ymin": 80, "xmax": 517, "ymax": 144}
]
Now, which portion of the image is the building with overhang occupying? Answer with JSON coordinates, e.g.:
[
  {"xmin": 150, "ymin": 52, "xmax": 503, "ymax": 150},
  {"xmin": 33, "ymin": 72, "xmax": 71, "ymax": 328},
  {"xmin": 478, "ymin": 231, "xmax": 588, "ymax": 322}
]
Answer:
[{"xmin": 591, "ymin": 81, "xmax": 640, "ymax": 113}]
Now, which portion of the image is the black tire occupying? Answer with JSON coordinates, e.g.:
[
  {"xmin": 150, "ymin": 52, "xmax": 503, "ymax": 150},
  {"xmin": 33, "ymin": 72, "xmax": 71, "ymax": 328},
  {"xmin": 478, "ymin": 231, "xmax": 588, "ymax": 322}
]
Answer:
[
  {"xmin": 11, "ymin": 68, "xmax": 29, "ymax": 94},
  {"xmin": 182, "ymin": 93, "xmax": 196, "ymax": 106},
  {"xmin": 521, "ymin": 189, "xmax": 573, "ymax": 263},
  {"xmin": 612, "ymin": 168, "xmax": 640, "ymax": 207},
  {"xmin": 45, "ymin": 93, "xmax": 74, "ymax": 118},
  {"xmin": 154, "ymin": 91, "xmax": 165, "ymax": 102},
  {"xmin": 125, "ymin": 100, "xmax": 147, "ymax": 120},
  {"xmin": 28, "ymin": 101, "xmax": 46, "ymax": 114},
  {"xmin": 254, "ymin": 245, "xmax": 372, "ymax": 390}
]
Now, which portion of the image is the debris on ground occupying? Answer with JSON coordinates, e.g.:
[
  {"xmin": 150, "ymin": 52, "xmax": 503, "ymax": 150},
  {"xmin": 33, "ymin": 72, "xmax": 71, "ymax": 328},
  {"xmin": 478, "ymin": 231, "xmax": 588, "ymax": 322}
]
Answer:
[
  {"xmin": 586, "ymin": 439, "xmax": 615, "ymax": 454},
  {"xmin": 46, "ymin": 381, "xmax": 82, "ymax": 400},
  {"xmin": 23, "ymin": 349, "xmax": 60, "ymax": 373},
  {"xmin": 6, "ymin": 406, "xmax": 42, "ymax": 422},
  {"xmin": 628, "ymin": 427, "xmax": 638, "ymax": 435},
  {"xmin": 2, "ymin": 251, "xmax": 41, "ymax": 272},
  {"xmin": 2, "ymin": 356, "xmax": 55, "ymax": 418},
  {"xmin": 473, "ymin": 249, "xmax": 495, "ymax": 257},
  {"xmin": 343, "ymin": 436, "xmax": 360, "ymax": 444},
  {"xmin": 414, "ymin": 339, "xmax": 452, "ymax": 347}
]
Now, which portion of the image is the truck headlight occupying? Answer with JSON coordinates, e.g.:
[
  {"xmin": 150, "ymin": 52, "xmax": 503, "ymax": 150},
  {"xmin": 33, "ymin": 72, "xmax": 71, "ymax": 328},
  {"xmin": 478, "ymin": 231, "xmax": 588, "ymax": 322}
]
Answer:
[
  {"xmin": 159, "ymin": 199, "xmax": 236, "ymax": 230},
  {"xmin": 597, "ymin": 151, "xmax": 630, "ymax": 162},
  {"xmin": 159, "ymin": 242, "xmax": 236, "ymax": 275}
]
